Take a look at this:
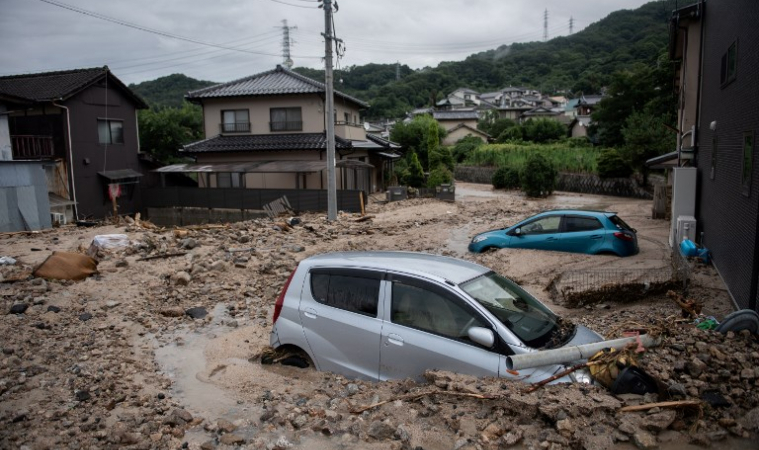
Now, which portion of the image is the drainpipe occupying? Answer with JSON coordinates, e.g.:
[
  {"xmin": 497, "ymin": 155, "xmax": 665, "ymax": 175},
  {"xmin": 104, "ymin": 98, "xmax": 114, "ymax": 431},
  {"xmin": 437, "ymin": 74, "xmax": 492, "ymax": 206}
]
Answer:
[{"xmin": 53, "ymin": 101, "xmax": 78, "ymax": 220}]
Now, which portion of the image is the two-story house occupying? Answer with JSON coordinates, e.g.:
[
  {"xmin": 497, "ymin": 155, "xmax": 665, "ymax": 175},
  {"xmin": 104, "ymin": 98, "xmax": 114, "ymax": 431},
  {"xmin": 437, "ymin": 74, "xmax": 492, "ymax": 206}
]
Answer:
[
  {"xmin": 664, "ymin": 0, "xmax": 759, "ymax": 313},
  {"xmin": 167, "ymin": 66, "xmax": 399, "ymax": 197},
  {"xmin": 0, "ymin": 67, "xmax": 147, "ymax": 223}
]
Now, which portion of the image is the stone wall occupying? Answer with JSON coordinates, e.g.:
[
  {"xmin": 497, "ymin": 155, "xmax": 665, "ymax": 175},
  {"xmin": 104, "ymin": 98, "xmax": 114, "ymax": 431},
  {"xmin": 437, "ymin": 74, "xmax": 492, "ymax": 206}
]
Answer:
[{"xmin": 454, "ymin": 166, "xmax": 653, "ymax": 199}]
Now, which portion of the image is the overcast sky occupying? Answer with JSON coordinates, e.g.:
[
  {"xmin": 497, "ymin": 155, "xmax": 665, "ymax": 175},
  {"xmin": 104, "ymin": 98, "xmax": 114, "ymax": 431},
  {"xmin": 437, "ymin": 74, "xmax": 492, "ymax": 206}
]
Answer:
[{"xmin": 1, "ymin": 0, "xmax": 654, "ymax": 86}]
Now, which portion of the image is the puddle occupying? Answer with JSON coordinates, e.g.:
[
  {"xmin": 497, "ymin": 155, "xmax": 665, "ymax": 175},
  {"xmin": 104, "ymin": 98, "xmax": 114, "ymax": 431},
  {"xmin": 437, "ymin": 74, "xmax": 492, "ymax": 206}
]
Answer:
[
  {"xmin": 445, "ymin": 223, "xmax": 473, "ymax": 256},
  {"xmin": 152, "ymin": 303, "xmax": 248, "ymax": 420}
]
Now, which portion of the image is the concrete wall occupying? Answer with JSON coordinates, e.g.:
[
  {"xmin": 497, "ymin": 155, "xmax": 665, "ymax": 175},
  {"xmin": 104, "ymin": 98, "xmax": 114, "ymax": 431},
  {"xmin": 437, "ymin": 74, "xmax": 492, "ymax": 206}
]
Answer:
[
  {"xmin": 147, "ymin": 207, "xmax": 268, "ymax": 227},
  {"xmin": 0, "ymin": 161, "xmax": 52, "ymax": 232}
]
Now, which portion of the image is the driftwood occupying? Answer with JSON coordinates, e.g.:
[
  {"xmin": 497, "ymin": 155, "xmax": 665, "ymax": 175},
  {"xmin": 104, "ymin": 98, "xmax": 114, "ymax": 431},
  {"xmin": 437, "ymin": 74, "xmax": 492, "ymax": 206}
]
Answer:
[
  {"xmin": 667, "ymin": 290, "xmax": 703, "ymax": 318},
  {"xmin": 137, "ymin": 252, "xmax": 187, "ymax": 262},
  {"xmin": 354, "ymin": 215, "xmax": 375, "ymax": 223},
  {"xmin": 351, "ymin": 390, "xmax": 497, "ymax": 414},
  {"xmin": 619, "ymin": 400, "xmax": 702, "ymax": 412},
  {"xmin": 524, "ymin": 362, "xmax": 593, "ymax": 393},
  {"xmin": 177, "ymin": 224, "xmax": 229, "ymax": 231}
]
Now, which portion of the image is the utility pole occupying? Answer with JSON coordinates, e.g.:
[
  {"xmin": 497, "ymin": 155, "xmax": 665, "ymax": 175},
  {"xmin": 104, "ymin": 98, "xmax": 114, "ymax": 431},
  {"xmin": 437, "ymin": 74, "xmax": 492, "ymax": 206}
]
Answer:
[
  {"xmin": 322, "ymin": 0, "xmax": 337, "ymax": 221},
  {"xmin": 569, "ymin": 16, "xmax": 574, "ymax": 35},
  {"xmin": 543, "ymin": 9, "xmax": 549, "ymax": 41},
  {"xmin": 281, "ymin": 19, "xmax": 297, "ymax": 69}
]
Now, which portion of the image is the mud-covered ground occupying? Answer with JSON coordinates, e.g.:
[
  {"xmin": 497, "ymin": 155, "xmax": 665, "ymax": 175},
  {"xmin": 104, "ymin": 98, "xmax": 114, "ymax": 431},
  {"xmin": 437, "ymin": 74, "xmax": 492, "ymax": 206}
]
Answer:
[{"xmin": 1, "ymin": 183, "xmax": 757, "ymax": 450}]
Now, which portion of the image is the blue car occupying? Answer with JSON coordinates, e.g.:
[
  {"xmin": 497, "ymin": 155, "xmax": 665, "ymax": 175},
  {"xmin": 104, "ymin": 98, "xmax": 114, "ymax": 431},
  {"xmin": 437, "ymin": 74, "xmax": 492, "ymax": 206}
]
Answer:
[{"xmin": 468, "ymin": 210, "xmax": 639, "ymax": 256}]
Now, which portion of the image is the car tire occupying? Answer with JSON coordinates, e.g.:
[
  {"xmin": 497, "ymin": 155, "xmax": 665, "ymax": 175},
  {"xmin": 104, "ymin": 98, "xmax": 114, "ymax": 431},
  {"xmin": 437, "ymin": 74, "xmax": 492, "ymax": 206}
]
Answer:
[{"xmin": 715, "ymin": 309, "xmax": 759, "ymax": 334}]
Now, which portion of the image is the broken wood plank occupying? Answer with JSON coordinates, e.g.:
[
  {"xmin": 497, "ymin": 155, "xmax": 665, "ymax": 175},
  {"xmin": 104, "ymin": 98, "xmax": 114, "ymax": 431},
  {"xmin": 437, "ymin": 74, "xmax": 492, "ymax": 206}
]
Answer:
[
  {"xmin": 619, "ymin": 400, "xmax": 702, "ymax": 412},
  {"xmin": 136, "ymin": 252, "xmax": 187, "ymax": 262},
  {"xmin": 354, "ymin": 215, "xmax": 375, "ymax": 223}
]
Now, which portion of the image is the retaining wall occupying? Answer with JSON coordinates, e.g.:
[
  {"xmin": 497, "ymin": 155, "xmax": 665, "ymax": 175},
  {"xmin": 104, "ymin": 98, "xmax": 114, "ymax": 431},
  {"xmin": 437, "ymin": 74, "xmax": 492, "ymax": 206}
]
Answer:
[{"xmin": 454, "ymin": 166, "xmax": 653, "ymax": 199}]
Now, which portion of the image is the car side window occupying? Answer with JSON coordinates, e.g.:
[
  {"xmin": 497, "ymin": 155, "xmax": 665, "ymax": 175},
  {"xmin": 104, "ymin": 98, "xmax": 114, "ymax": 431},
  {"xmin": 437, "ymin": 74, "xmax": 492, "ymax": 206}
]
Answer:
[
  {"xmin": 521, "ymin": 216, "xmax": 561, "ymax": 235},
  {"xmin": 391, "ymin": 281, "xmax": 489, "ymax": 342},
  {"xmin": 310, "ymin": 273, "xmax": 380, "ymax": 317},
  {"xmin": 564, "ymin": 216, "xmax": 603, "ymax": 232}
]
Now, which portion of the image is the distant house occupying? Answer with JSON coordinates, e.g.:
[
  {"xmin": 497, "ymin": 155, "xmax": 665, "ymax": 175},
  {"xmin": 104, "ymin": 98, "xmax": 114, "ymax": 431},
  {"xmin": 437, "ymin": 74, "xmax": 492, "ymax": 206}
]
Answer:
[
  {"xmin": 436, "ymin": 88, "xmax": 480, "ymax": 110},
  {"xmin": 576, "ymin": 94, "xmax": 603, "ymax": 116},
  {"xmin": 433, "ymin": 110, "xmax": 479, "ymax": 131},
  {"xmin": 660, "ymin": 0, "xmax": 759, "ymax": 313},
  {"xmin": 442, "ymin": 124, "xmax": 490, "ymax": 146},
  {"xmin": 0, "ymin": 67, "xmax": 148, "ymax": 223},
  {"xmin": 570, "ymin": 116, "xmax": 592, "ymax": 138},
  {"xmin": 166, "ymin": 65, "xmax": 400, "ymax": 196}
]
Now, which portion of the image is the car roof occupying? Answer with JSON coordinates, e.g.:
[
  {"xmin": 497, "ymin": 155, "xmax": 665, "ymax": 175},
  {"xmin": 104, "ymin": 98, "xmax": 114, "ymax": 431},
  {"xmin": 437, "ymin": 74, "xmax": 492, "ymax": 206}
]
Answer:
[
  {"xmin": 301, "ymin": 251, "xmax": 489, "ymax": 285},
  {"xmin": 535, "ymin": 209, "xmax": 617, "ymax": 218}
]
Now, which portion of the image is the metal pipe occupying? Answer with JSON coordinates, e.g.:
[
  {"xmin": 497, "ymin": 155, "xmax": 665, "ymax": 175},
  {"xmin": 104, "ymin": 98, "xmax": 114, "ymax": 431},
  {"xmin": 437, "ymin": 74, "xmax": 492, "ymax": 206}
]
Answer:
[
  {"xmin": 53, "ymin": 101, "xmax": 78, "ymax": 220},
  {"xmin": 506, "ymin": 335, "xmax": 660, "ymax": 371}
]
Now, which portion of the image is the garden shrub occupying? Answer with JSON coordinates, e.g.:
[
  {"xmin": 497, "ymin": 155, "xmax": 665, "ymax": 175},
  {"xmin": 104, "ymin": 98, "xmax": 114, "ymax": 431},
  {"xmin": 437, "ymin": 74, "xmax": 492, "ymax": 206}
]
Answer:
[
  {"xmin": 492, "ymin": 166, "xmax": 520, "ymax": 190},
  {"xmin": 404, "ymin": 152, "xmax": 425, "ymax": 188},
  {"xmin": 597, "ymin": 148, "xmax": 633, "ymax": 178},
  {"xmin": 427, "ymin": 167, "xmax": 453, "ymax": 188},
  {"xmin": 520, "ymin": 153, "xmax": 557, "ymax": 197}
]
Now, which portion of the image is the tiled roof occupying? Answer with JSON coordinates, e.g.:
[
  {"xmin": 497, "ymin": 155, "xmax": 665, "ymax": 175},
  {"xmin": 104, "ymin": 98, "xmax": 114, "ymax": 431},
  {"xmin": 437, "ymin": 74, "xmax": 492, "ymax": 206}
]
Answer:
[
  {"xmin": 366, "ymin": 134, "xmax": 401, "ymax": 149},
  {"xmin": 432, "ymin": 110, "xmax": 479, "ymax": 120},
  {"xmin": 182, "ymin": 133, "xmax": 353, "ymax": 154},
  {"xmin": 186, "ymin": 65, "xmax": 369, "ymax": 108},
  {"xmin": 0, "ymin": 67, "xmax": 147, "ymax": 107}
]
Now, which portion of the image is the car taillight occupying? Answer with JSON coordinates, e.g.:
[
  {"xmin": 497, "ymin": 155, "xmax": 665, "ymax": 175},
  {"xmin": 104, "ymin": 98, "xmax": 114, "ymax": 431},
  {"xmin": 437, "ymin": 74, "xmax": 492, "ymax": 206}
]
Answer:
[
  {"xmin": 273, "ymin": 268, "xmax": 297, "ymax": 325},
  {"xmin": 614, "ymin": 232, "xmax": 634, "ymax": 242}
]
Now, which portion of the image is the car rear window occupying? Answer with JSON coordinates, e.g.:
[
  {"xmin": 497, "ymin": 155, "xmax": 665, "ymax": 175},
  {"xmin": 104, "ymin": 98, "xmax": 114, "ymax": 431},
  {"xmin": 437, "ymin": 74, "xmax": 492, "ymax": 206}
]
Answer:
[
  {"xmin": 609, "ymin": 215, "xmax": 634, "ymax": 232},
  {"xmin": 310, "ymin": 272, "xmax": 380, "ymax": 317},
  {"xmin": 564, "ymin": 216, "xmax": 603, "ymax": 232}
]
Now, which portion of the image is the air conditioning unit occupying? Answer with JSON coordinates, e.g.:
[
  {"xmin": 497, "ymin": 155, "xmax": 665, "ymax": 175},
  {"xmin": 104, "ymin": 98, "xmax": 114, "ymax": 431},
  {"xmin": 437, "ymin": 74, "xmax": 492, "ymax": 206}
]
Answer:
[
  {"xmin": 676, "ymin": 215, "xmax": 697, "ymax": 244},
  {"xmin": 50, "ymin": 212, "xmax": 66, "ymax": 226}
]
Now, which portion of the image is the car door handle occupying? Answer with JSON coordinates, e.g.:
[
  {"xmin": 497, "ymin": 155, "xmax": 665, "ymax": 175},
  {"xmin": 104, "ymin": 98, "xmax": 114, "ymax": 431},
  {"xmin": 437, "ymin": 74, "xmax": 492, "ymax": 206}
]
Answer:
[
  {"xmin": 545, "ymin": 237, "xmax": 557, "ymax": 241},
  {"xmin": 303, "ymin": 308, "xmax": 317, "ymax": 319},
  {"xmin": 590, "ymin": 235, "xmax": 603, "ymax": 240},
  {"xmin": 386, "ymin": 334, "xmax": 404, "ymax": 346}
]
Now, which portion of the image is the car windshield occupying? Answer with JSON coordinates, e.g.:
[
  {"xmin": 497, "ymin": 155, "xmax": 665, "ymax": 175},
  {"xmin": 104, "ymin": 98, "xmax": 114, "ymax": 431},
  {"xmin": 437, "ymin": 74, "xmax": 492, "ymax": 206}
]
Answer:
[{"xmin": 460, "ymin": 272, "xmax": 559, "ymax": 348}]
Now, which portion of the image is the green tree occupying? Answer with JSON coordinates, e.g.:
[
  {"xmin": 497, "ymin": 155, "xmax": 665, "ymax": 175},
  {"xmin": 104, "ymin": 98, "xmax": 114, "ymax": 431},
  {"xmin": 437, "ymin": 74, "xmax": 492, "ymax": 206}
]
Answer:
[
  {"xmin": 621, "ymin": 111, "xmax": 675, "ymax": 184},
  {"xmin": 426, "ymin": 119, "xmax": 440, "ymax": 171},
  {"xmin": 427, "ymin": 167, "xmax": 453, "ymax": 188},
  {"xmin": 452, "ymin": 136, "xmax": 484, "ymax": 162},
  {"xmin": 597, "ymin": 148, "xmax": 633, "ymax": 178},
  {"xmin": 138, "ymin": 102, "xmax": 203, "ymax": 163},
  {"xmin": 520, "ymin": 153, "xmax": 557, "ymax": 197},
  {"xmin": 404, "ymin": 152, "xmax": 425, "ymax": 188},
  {"xmin": 390, "ymin": 115, "xmax": 446, "ymax": 169},
  {"xmin": 521, "ymin": 118, "xmax": 567, "ymax": 143}
]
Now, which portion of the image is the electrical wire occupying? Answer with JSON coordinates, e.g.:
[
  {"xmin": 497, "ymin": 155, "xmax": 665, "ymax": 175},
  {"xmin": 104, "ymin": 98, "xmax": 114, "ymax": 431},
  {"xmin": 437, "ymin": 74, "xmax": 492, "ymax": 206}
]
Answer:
[
  {"xmin": 37, "ymin": 0, "xmax": 321, "ymax": 59},
  {"xmin": 268, "ymin": 0, "xmax": 319, "ymax": 8}
]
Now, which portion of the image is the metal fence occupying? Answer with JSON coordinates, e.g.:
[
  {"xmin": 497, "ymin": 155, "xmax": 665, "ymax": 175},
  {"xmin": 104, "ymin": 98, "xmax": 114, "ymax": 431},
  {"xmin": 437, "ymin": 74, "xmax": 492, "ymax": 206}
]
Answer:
[{"xmin": 142, "ymin": 187, "xmax": 364, "ymax": 213}]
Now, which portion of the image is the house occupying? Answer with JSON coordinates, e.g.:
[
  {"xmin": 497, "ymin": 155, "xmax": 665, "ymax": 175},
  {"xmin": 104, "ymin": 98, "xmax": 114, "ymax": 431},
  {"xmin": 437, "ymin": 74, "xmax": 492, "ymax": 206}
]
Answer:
[
  {"xmin": 570, "ymin": 116, "xmax": 592, "ymax": 138},
  {"xmin": 436, "ymin": 88, "xmax": 481, "ymax": 110},
  {"xmin": 576, "ymin": 94, "xmax": 603, "ymax": 116},
  {"xmin": 662, "ymin": 0, "xmax": 759, "ymax": 313},
  {"xmin": 167, "ymin": 65, "xmax": 400, "ymax": 197},
  {"xmin": 0, "ymin": 67, "xmax": 148, "ymax": 223},
  {"xmin": 441, "ymin": 124, "xmax": 490, "ymax": 146},
  {"xmin": 432, "ymin": 110, "xmax": 479, "ymax": 132}
]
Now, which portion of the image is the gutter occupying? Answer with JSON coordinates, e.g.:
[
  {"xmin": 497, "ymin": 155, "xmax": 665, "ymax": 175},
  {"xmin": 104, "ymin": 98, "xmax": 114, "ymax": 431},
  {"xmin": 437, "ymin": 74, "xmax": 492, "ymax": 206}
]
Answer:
[{"xmin": 53, "ymin": 101, "xmax": 78, "ymax": 220}]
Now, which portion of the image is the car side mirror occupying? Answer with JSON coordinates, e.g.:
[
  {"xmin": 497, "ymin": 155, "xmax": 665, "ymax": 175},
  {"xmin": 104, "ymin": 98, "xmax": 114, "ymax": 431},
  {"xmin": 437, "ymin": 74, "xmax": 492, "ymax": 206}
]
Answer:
[
  {"xmin": 468, "ymin": 327, "xmax": 495, "ymax": 348},
  {"xmin": 509, "ymin": 227, "xmax": 521, "ymax": 237}
]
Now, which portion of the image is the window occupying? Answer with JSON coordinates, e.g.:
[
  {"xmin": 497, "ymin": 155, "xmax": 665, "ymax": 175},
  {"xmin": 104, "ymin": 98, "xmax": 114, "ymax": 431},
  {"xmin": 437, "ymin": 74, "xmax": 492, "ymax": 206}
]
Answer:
[
  {"xmin": 310, "ymin": 272, "xmax": 380, "ymax": 317},
  {"xmin": 743, "ymin": 131, "xmax": 753, "ymax": 196},
  {"xmin": 216, "ymin": 173, "xmax": 241, "ymax": 188},
  {"xmin": 720, "ymin": 41, "xmax": 737, "ymax": 87},
  {"xmin": 344, "ymin": 112, "xmax": 351, "ymax": 124},
  {"xmin": 520, "ymin": 216, "xmax": 561, "ymax": 235},
  {"xmin": 564, "ymin": 216, "xmax": 602, "ymax": 232},
  {"xmin": 97, "ymin": 119, "xmax": 123, "ymax": 144},
  {"xmin": 391, "ymin": 281, "xmax": 488, "ymax": 341},
  {"xmin": 270, "ymin": 107, "xmax": 302, "ymax": 132},
  {"xmin": 221, "ymin": 110, "xmax": 249, "ymax": 133}
]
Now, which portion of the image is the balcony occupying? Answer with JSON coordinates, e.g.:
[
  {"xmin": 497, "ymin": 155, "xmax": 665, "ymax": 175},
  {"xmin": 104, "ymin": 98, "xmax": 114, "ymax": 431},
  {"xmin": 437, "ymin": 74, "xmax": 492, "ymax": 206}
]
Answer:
[
  {"xmin": 269, "ymin": 121, "xmax": 303, "ymax": 132},
  {"xmin": 335, "ymin": 121, "xmax": 366, "ymax": 140},
  {"xmin": 11, "ymin": 135, "xmax": 55, "ymax": 160},
  {"xmin": 220, "ymin": 122, "xmax": 251, "ymax": 133}
]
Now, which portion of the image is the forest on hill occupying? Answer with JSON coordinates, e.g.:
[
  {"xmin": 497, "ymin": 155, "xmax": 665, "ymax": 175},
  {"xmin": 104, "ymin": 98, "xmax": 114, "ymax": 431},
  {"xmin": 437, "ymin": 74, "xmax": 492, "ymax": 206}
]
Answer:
[{"xmin": 130, "ymin": 0, "xmax": 677, "ymax": 120}]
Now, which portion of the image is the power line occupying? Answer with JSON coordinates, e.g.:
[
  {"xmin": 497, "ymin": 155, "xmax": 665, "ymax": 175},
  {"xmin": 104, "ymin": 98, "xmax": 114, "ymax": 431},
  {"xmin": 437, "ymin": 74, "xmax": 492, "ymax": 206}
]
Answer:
[{"xmin": 37, "ymin": 0, "xmax": 321, "ymax": 59}]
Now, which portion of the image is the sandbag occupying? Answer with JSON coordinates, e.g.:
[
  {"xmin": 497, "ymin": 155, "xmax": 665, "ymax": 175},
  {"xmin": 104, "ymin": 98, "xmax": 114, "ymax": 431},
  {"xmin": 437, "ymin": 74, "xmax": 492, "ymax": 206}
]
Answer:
[{"xmin": 33, "ymin": 251, "xmax": 98, "ymax": 281}]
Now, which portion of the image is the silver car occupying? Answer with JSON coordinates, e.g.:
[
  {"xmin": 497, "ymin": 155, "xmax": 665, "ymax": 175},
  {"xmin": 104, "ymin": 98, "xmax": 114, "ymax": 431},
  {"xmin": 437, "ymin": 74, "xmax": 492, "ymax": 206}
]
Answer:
[{"xmin": 270, "ymin": 251, "xmax": 603, "ymax": 383}]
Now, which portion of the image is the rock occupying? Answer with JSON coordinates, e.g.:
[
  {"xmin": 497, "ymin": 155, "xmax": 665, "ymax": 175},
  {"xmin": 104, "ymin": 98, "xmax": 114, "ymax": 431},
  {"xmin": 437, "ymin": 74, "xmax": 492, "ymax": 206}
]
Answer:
[
  {"xmin": 115, "ymin": 259, "xmax": 129, "ymax": 268},
  {"xmin": 9, "ymin": 303, "xmax": 29, "ymax": 315},
  {"xmin": 217, "ymin": 418, "xmax": 237, "ymax": 433},
  {"xmin": 209, "ymin": 261, "xmax": 226, "ymax": 272},
  {"xmin": 666, "ymin": 383, "xmax": 687, "ymax": 398},
  {"xmin": 740, "ymin": 368, "xmax": 755, "ymax": 380},
  {"xmin": 159, "ymin": 307, "xmax": 184, "ymax": 318},
  {"xmin": 172, "ymin": 271, "xmax": 192, "ymax": 286},
  {"xmin": 394, "ymin": 424, "xmax": 411, "ymax": 442},
  {"xmin": 556, "ymin": 418, "xmax": 575, "ymax": 434},
  {"xmin": 219, "ymin": 433, "xmax": 245, "ymax": 445},
  {"xmin": 186, "ymin": 307, "xmax": 207, "ymax": 319},
  {"xmin": 164, "ymin": 408, "xmax": 193, "ymax": 427},
  {"xmin": 739, "ymin": 407, "xmax": 759, "ymax": 432},
  {"xmin": 291, "ymin": 415, "xmax": 308, "ymax": 429},
  {"xmin": 47, "ymin": 305, "xmax": 61, "ymax": 313},
  {"xmin": 367, "ymin": 420, "xmax": 396, "ymax": 440},
  {"xmin": 75, "ymin": 390, "xmax": 91, "ymax": 401},
  {"xmin": 632, "ymin": 430, "xmax": 658, "ymax": 449},
  {"xmin": 288, "ymin": 245, "xmax": 305, "ymax": 253},
  {"xmin": 104, "ymin": 300, "xmax": 120, "ymax": 309},
  {"xmin": 346, "ymin": 383, "xmax": 359, "ymax": 396},
  {"xmin": 180, "ymin": 238, "xmax": 198, "ymax": 250},
  {"xmin": 79, "ymin": 313, "xmax": 92, "ymax": 321},
  {"xmin": 643, "ymin": 410, "xmax": 676, "ymax": 432},
  {"xmin": 200, "ymin": 441, "xmax": 216, "ymax": 450},
  {"xmin": 686, "ymin": 357, "xmax": 707, "ymax": 378}
]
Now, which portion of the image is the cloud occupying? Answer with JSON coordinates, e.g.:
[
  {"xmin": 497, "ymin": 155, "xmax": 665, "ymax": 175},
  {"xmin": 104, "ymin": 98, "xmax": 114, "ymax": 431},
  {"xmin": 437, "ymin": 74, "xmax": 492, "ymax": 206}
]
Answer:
[{"xmin": 0, "ymin": 0, "xmax": 653, "ymax": 84}]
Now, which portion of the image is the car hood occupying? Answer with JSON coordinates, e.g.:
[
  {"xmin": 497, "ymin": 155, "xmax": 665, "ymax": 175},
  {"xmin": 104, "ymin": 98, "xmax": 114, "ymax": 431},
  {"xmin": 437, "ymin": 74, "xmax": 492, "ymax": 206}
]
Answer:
[{"xmin": 562, "ymin": 325, "xmax": 604, "ymax": 348}]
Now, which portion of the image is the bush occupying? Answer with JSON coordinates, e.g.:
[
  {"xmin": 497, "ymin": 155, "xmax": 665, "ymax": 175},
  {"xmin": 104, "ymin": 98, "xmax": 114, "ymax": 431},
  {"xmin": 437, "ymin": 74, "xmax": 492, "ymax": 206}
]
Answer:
[
  {"xmin": 427, "ymin": 167, "xmax": 453, "ymax": 188},
  {"xmin": 597, "ymin": 148, "xmax": 633, "ymax": 178},
  {"xmin": 429, "ymin": 145, "xmax": 455, "ymax": 172},
  {"xmin": 520, "ymin": 153, "xmax": 557, "ymax": 197},
  {"xmin": 496, "ymin": 126, "xmax": 524, "ymax": 143},
  {"xmin": 452, "ymin": 136, "xmax": 483, "ymax": 163},
  {"xmin": 492, "ymin": 166, "xmax": 520, "ymax": 190}
]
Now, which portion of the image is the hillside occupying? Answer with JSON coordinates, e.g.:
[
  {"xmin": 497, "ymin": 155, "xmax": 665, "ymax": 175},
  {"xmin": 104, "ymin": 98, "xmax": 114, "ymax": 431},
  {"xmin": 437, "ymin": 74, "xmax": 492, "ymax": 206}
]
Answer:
[
  {"xmin": 130, "ymin": 0, "xmax": 677, "ymax": 118},
  {"xmin": 129, "ymin": 73, "xmax": 215, "ymax": 109}
]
